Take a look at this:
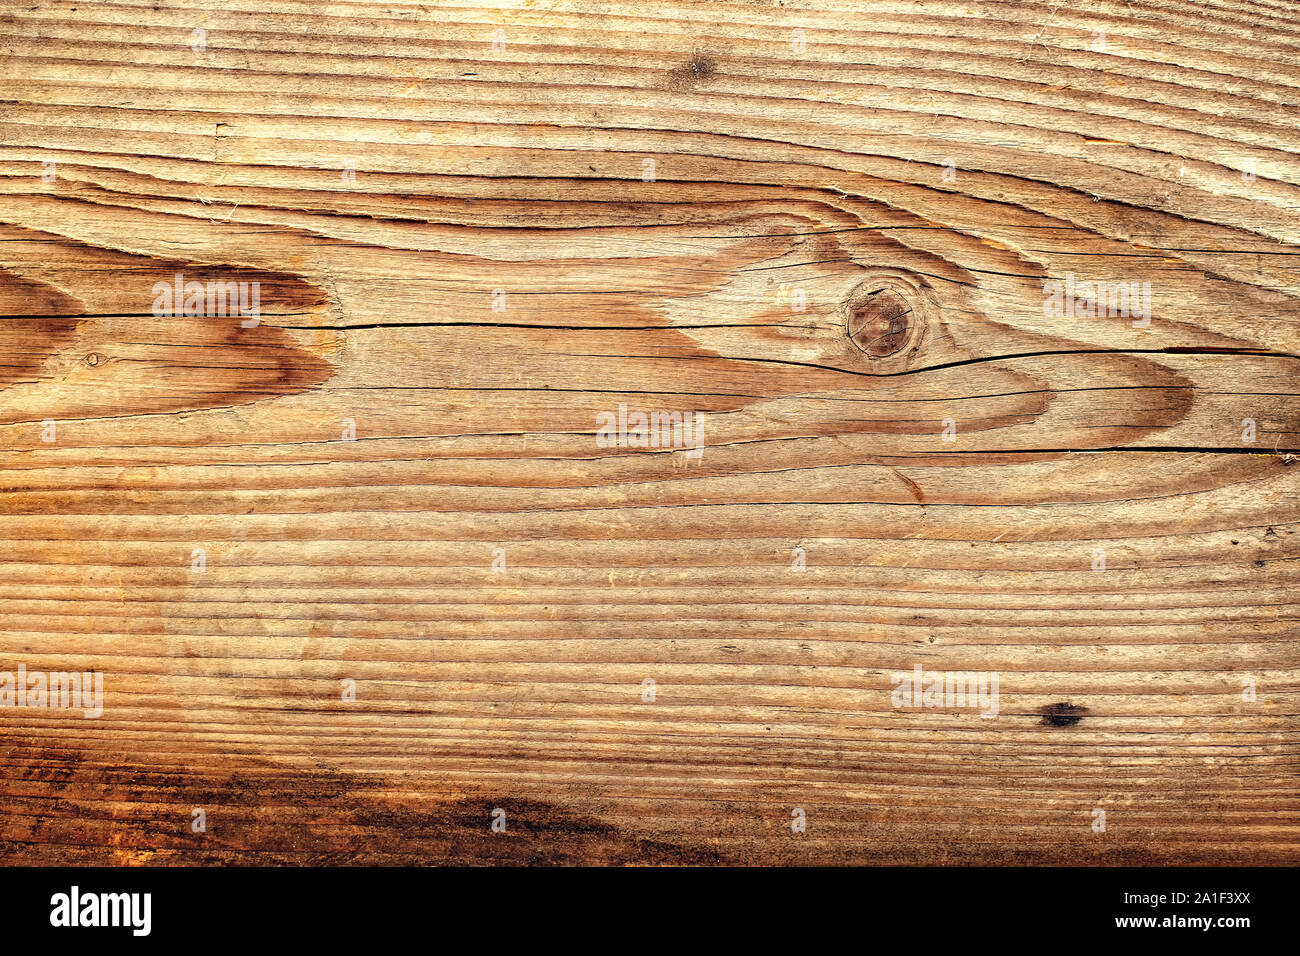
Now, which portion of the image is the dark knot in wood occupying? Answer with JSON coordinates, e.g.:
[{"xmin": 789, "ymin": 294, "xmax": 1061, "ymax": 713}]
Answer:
[{"xmin": 847, "ymin": 288, "xmax": 916, "ymax": 358}]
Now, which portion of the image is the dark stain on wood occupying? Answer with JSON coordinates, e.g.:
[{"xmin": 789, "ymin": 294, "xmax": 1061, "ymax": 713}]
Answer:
[
  {"xmin": 0, "ymin": 734, "xmax": 726, "ymax": 865},
  {"xmin": 667, "ymin": 51, "xmax": 717, "ymax": 92},
  {"xmin": 1039, "ymin": 702, "xmax": 1090, "ymax": 727}
]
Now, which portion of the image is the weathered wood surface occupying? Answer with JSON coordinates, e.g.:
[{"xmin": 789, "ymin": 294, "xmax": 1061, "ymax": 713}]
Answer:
[{"xmin": 0, "ymin": 0, "xmax": 1297, "ymax": 865}]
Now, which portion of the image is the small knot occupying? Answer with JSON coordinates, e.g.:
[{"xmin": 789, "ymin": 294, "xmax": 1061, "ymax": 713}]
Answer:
[
  {"xmin": 1039, "ymin": 702, "xmax": 1089, "ymax": 727},
  {"xmin": 842, "ymin": 274, "xmax": 931, "ymax": 363},
  {"xmin": 848, "ymin": 288, "xmax": 915, "ymax": 358}
]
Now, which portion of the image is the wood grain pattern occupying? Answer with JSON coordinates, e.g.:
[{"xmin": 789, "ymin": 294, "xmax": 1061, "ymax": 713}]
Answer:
[{"xmin": 0, "ymin": 0, "xmax": 1297, "ymax": 865}]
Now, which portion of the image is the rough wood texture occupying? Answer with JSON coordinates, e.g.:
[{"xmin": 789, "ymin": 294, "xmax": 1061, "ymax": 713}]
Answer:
[{"xmin": 0, "ymin": 0, "xmax": 1297, "ymax": 866}]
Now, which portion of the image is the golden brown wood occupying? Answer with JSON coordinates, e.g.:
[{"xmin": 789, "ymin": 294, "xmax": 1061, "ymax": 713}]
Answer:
[{"xmin": 0, "ymin": 0, "xmax": 1297, "ymax": 865}]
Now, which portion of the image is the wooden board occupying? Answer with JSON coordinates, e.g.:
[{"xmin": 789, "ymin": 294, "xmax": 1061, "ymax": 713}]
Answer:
[{"xmin": 0, "ymin": 0, "xmax": 1297, "ymax": 865}]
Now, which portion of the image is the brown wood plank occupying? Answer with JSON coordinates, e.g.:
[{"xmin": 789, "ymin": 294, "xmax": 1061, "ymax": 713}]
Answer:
[{"xmin": 0, "ymin": 0, "xmax": 1296, "ymax": 865}]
